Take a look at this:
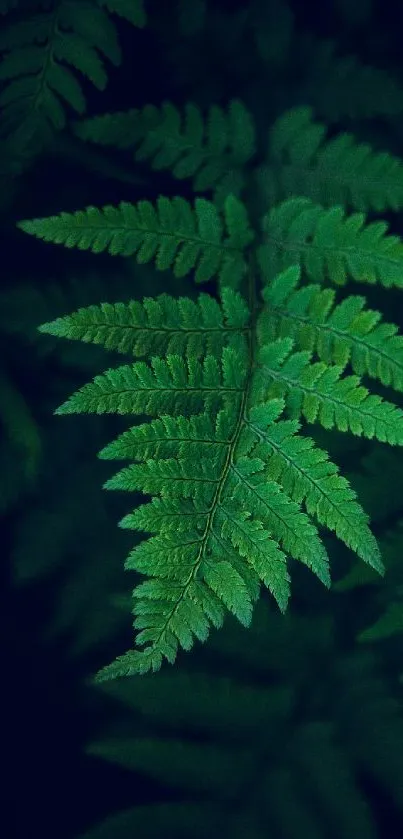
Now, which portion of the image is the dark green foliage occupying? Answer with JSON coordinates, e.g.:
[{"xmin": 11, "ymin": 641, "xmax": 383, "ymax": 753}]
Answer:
[
  {"xmin": 75, "ymin": 605, "xmax": 403, "ymax": 838},
  {"xmin": 72, "ymin": 99, "xmax": 256, "ymax": 202},
  {"xmin": 258, "ymin": 106, "xmax": 403, "ymax": 212},
  {"xmin": 298, "ymin": 37, "xmax": 403, "ymax": 121}
]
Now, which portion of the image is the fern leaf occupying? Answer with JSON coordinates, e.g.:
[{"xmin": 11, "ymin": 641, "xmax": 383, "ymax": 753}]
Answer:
[
  {"xmin": 37, "ymin": 287, "xmax": 249, "ymax": 359},
  {"xmin": 99, "ymin": 410, "xmax": 234, "ymax": 461},
  {"xmin": 259, "ymin": 197, "xmax": 403, "ymax": 287},
  {"xmin": 105, "ymin": 456, "xmax": 226, "ymax": 503},
  {"xmin": 53, "ymin": 345, "xmax": 247, "ymax": 417},
  {"xmin": 260, "ymin": 264, "xmax": 403, "ymax": 391},
  {"xmin": 224, "ymin": 461, "xmax": 330, "ymax": 585},
  {"xmin": 18, "ymin": 195, "xmax": 253, "ymax": 288},
  {"xmin": 210, "ymin": 504, "xmax": 291, "ymax": 612},
  {"xmin": 73, "ymin": 99, "xmax": 255, "ymax": 200},
  {"xmin": 255, "ymin": 334, "xmax": 403, "ymax": 445},
  {"xmin": 261, "ymin": 106, "xmax": 403, "ymax": 211}
]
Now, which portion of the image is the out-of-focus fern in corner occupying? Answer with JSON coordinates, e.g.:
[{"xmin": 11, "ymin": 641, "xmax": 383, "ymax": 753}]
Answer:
[{"xmin": 0, "ymin": 0, "xmax": 146, "ymax": 155}]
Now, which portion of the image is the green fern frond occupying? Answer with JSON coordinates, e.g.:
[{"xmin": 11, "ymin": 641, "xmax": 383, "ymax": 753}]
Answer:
[
  {"xmin": 255, "ymin": 334, "xmax": 403, "ymax": 444},
  {"xmin": 42, "ymin": 337, "xmax": 382, "ymax": 677},
  {"xmin": 104, "ymin": 401, "xmax": 376, "ymax": 572},
  {"xmin": 19, "ymin": 58, "xmax": 403, "ymax": 676},
  {"xmin": 18, "ymin": 195, "xmax": 254, "ymax": 287},
  {"xmin": 37, "ymin": 287, "xmax": 249, "ymax": 359},
  {"xmin": 34, "ymin": 270, "xmax": 395, "ymax": 674},
  {"xmin": 108, "ymin": 458, "xmax": 328, "ymax": 592},
  {"xmin": 262, "ymin": 106, "xmax": 403, "ymax": 211},
  {"xmin": 259, "ymin": 197, "xmax": 403, "ymax": 287},
  {"xmin": 0, "ymin": 0, "xmax": 122, "ymax": 141},
  {"xmin": 259, "ymin": 264, "xmax": 403, "ymax": 391},
  {"xmin": 73, "ymin": 99, "xmax": 256, "ymax": 199}
]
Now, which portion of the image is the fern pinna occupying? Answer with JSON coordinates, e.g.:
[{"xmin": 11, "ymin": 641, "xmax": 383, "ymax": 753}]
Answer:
[{"xmin": 17, "ymin": 105, "xmax": 403, "ymax": 680}]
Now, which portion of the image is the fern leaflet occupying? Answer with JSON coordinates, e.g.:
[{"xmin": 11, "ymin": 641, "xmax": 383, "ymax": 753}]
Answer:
[
  {"xmin": 73, "ymin": 99, "xmax": 256, "ymax": 200},
  {"xmin": 259, "ymin": 196, "xmax": 403, "ymax": 287},
  {"xmin": 37, "ymin": 287, "xmax": 250, "ymax": 359},
  {"xmin": 259, "ymin": 264, "xmax": 403, "ymax": 391},
  {"xmin": 18, "ymin": 195, "xmax": 254, "ymax": 288}
]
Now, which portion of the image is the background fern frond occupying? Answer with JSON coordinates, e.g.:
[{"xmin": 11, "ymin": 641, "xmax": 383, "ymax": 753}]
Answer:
[
  {"xmin": 300, "ymin": 37, "xmax": 403, "ymax": 121},
  {"xmin": 79, "ymin": 611, "xmax": 401, "ymax": 839},
  {"xmin": 259, "ymin": 196, "xmax": 403, "ymax": 287},
  {"xmin": 0, "ymin": 0, "xmax": 122, "ymax": 146},
  {"xmin": 18, "ymin": 194, "xmax": 254, "ymax": 287},
  {"xmin": 260, "ymin": 106, "xmax": 403, "ymax": 211},
  {"xmin": 73, "ymin": 99, "xmax": 256, "ymax": 202}
]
